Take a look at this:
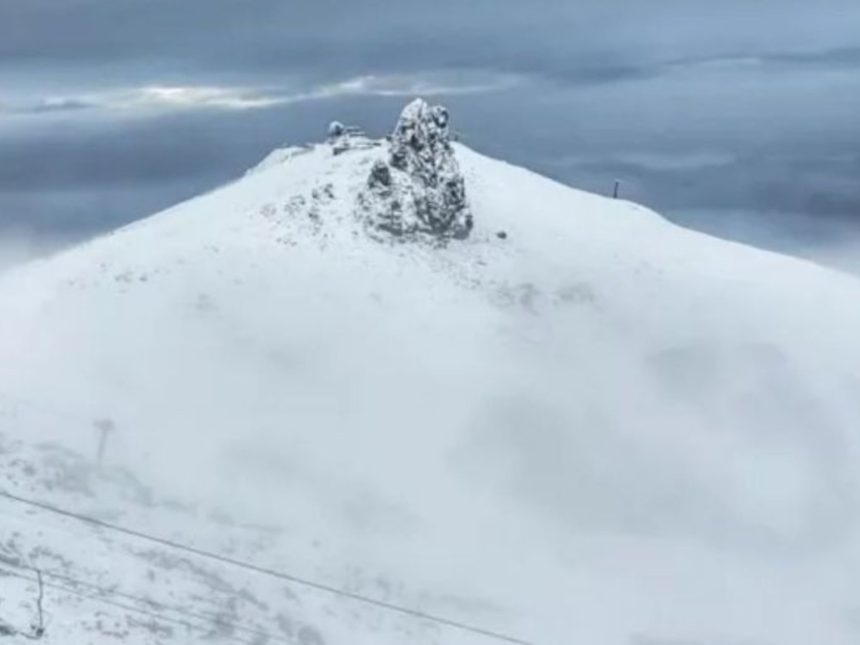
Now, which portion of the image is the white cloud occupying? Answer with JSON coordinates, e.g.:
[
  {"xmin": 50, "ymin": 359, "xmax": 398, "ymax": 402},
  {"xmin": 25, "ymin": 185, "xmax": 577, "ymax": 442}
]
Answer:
[
  {"xmin": 314, "ymin": 72, "xmax": 520, "ymax": 99},
  {"xmin": 0, "ymin": 72, "xmax": 522, "ymax": 120},
  {"xmin": 128, "ymin": 86, "xmax": 285, "ymax": 110}
]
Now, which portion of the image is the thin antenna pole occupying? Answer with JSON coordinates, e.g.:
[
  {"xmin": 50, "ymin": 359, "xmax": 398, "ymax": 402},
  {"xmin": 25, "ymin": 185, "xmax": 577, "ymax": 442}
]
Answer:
[
  {"xmin": 94, "ymin": 418, "xmax": 115, "ymax": 467},
  {"xmin": 33, "ymin": 569, "xmax": 45, "ymax": 639}
]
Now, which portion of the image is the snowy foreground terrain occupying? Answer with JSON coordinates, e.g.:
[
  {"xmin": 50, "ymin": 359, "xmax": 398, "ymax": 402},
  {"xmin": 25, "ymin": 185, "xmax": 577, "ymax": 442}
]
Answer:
[{"xmin": 2, "ymin": 100, "xmax": 860, "ymax": 644}]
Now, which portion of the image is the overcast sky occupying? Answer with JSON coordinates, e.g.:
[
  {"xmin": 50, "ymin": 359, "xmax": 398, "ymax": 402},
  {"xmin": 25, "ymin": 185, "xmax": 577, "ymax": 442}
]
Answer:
[{"xmin": 1, "ymin": 1, "xmax": 858, "ymax": 269}]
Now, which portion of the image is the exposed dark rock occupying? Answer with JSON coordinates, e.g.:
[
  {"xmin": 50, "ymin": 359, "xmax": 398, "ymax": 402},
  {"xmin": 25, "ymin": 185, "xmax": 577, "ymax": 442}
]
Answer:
[{"xmin": 368, "ymin": 160, "xmax": 392, "ymax": 189}]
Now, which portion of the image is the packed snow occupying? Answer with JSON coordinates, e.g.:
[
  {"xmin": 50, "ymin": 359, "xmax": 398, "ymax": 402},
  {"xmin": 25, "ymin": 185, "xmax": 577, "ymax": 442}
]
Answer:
[{"xmin": 1, "ymin": 100, "xmax": 860, "ymax": 644}]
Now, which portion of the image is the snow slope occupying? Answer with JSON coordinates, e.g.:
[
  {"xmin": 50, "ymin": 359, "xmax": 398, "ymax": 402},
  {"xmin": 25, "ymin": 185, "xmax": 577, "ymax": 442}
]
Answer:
[{"xmin": 1, "ymin": 101, "xmax": 860, "ymax": 645}]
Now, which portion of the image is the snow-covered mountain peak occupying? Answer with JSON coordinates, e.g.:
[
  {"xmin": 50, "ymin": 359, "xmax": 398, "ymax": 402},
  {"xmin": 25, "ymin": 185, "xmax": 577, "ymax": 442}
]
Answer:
[
  {"xmin": 244, "ymin": 99, "xmax": 473, "ymax": 245},
  {"xmin": 3, "ymin": 100, "xmax": 860, "ymax": 644}
]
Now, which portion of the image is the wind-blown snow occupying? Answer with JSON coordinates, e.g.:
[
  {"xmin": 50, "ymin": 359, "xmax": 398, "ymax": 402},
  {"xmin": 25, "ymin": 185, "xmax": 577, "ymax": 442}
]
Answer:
[{"xmin": 1, "ymin": 102, "xmax": 860, "ymax": 645}]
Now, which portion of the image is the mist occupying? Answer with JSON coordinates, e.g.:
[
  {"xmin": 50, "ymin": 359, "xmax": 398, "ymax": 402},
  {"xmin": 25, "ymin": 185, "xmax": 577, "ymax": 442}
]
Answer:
[{"xmin": 0, "ymin": 234, "xmax": 68, "ymax": 274}]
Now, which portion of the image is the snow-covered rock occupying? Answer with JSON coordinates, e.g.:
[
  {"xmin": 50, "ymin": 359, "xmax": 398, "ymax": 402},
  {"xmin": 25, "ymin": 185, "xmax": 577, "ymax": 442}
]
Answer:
[{"xmin": 359, "ymin": 99, "xmax": 472, "ymax": 241}]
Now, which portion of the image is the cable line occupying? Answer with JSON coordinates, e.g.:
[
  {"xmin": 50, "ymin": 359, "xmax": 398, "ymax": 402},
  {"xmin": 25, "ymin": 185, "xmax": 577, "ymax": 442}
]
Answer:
[
  {"xmin": 0, "ymin": 563, "xmax": 263, "ymax": 645},
  {"xmin": 0, "ymin": 488, "xmax": 532, "ymax": 644}
]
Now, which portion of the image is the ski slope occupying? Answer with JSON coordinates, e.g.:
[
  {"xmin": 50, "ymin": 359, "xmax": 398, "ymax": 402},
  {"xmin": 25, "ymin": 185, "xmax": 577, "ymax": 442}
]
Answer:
[{"xmin": 1, "ymin": 101, "xmax": 860, "ymax": 644}]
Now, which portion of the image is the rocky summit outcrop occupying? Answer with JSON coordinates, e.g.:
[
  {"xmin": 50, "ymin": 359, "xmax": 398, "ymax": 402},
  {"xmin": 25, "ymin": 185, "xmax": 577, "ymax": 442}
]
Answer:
[{"xmin": 359, "ymin": 99, "xmax": 473, "ymax": 241}]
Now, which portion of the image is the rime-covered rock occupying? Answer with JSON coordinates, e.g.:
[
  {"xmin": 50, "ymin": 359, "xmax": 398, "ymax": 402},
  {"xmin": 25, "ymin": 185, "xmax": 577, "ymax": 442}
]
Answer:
[{"xmin": 359, "ymin": 99, "xmax": 472, "ymax": 241}]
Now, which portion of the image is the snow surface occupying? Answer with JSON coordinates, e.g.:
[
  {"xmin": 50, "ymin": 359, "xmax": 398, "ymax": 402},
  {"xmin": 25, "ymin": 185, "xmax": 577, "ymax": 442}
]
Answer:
[{"xmin": 1, "ymin": 103, "xmax": 860, "ymax": 644}]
